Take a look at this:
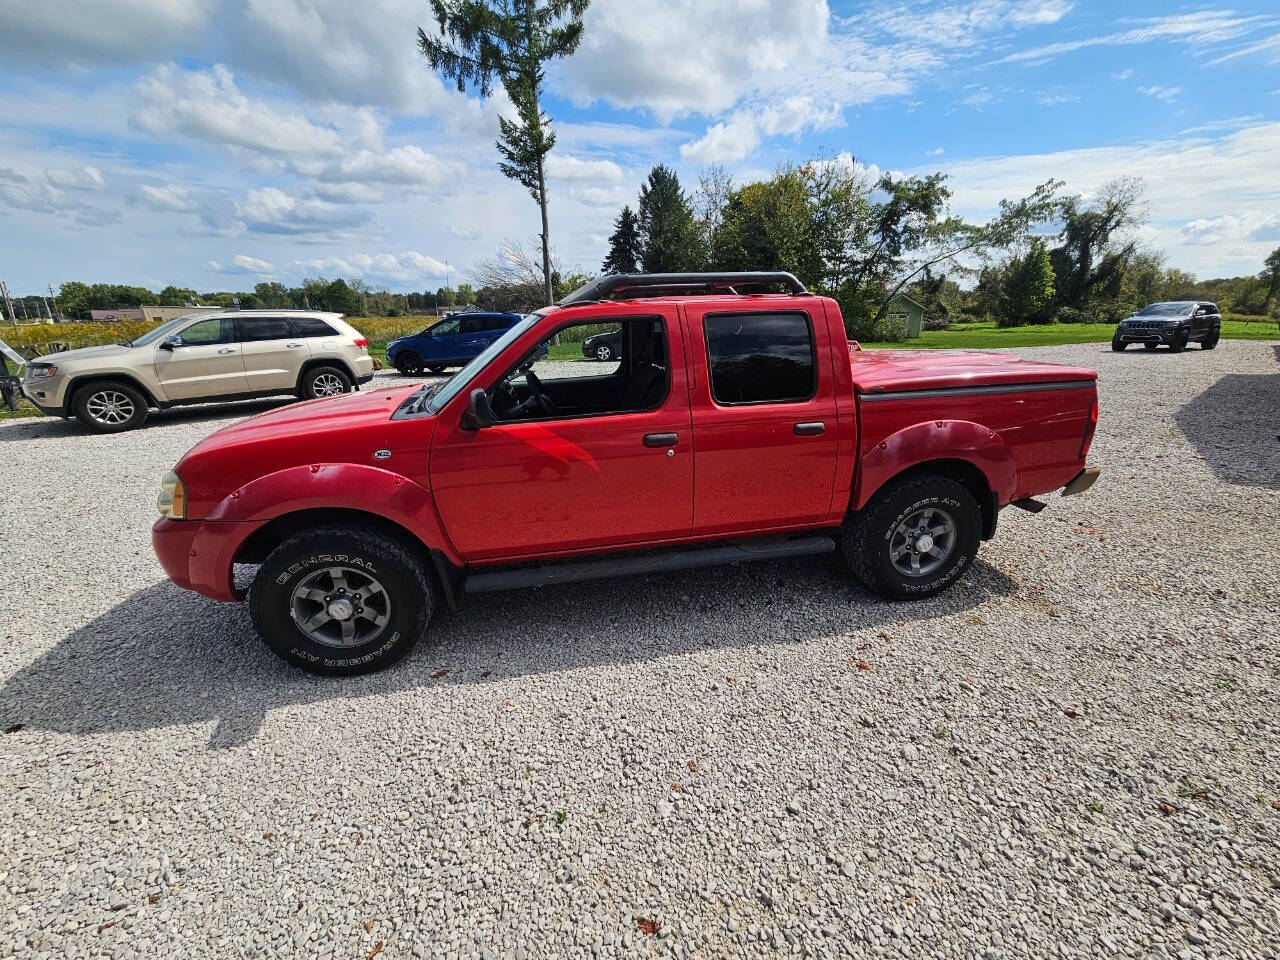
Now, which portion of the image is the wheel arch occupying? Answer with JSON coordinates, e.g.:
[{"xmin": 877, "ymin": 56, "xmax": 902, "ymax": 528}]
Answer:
[
  {"xmin": 857, "ymin": 458, "xmax": 999, "ymax": 541},
  {"xmin": 65, "ymin": 372, "xmax": 161, "ymax": 409},
  {"xmin": 296, "ymin": 356, "xmax": 357, "ymax": 392}
]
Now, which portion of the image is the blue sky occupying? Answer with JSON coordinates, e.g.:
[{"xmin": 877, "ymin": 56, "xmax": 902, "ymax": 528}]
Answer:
[{"xmin": 0, "ymin": 0, "xmax": 1277, "ymax": 295}]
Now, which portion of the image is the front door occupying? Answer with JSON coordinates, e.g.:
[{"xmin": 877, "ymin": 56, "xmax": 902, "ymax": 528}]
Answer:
[
  {"xmin": 238, "ymin": 316, "xmax": 305, "ymax": 391},
  {"xmin": 683, "ymin": 304, "xmax": 841, "ymax": 535},
  {"xmin": 153, "ymin": 316, "xmax": 247, "ymax": 400},
  {"xmin": 429, "ymin": 310, "xmax": 693, "ymax": 561}
]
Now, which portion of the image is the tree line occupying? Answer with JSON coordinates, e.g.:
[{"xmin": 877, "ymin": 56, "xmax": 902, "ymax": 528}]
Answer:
[{"xmin": 598, "ymin": 162, "xmax": 1280, "ymax": 340}]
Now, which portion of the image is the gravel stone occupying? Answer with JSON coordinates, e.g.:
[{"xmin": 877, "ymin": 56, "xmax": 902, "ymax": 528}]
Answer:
[{"xmin": 1, "ymin": 342, "xmax": 1279, "ymax": 959}]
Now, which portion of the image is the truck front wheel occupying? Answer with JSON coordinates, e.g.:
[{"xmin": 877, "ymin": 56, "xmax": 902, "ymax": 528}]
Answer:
[
  {"xmin": 249, "ymin": 525, "xmax": 434, "ymax": 675},
  {"xmin": 842, "ymin": 476, "xmax": 981, "ymax": 600}
]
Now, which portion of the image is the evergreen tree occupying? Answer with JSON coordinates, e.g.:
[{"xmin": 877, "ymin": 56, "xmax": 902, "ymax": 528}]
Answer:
[
  {"xmin": 998, "ymin": 237, "xmax": 1056, "ymax": 327},
  {"xmin": 636, "ymin": 165, "xmax": 703, "ymax": 273},
  {"xmin": 601, "ymin": 205, "xmax": 641, "ymax": 274}
]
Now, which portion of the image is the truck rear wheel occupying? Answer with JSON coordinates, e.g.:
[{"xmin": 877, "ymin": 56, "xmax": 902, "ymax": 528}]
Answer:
[
  {"xmin": 249, "ymin": 525, "xmax": 434, "ymax": 675},
  {"xmin": 842, "ymin": 476, "xmax": 981, "ymax": 600}
]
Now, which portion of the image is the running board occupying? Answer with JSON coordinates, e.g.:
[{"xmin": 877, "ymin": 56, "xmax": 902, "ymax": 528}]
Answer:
[{"xmin": 463, "ymin": 536, "xmax": 837, "ymax": 594}]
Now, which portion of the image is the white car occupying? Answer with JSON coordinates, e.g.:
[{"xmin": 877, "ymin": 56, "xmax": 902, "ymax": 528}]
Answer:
[{"xmin": 22, "ymin": 310, "xmax": 376, "ymax": 432}]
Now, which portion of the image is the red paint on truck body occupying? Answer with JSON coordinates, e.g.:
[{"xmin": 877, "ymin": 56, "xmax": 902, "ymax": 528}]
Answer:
[{"xmin": 154, "ymin": 293, "xmax": 1098, "ymax": 600}]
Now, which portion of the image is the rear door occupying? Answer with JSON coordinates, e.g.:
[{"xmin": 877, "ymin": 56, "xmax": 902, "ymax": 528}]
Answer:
[
  {"xmin": 152, "ymin": 316, "xmax": 247, "ymax": 400},
  {"xmin": 683, "ymin": 304, "xmax": 840, "ymax": 535},
  {"xmin": 238, "ymin": 316, "xmax": 305, "ymax": 391}
]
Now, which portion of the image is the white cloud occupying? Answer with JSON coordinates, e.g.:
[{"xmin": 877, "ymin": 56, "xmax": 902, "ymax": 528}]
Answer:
[
  {"xmin": 133, "ymin": 64, "xmax": 346, "ymax": 157},
  {"xmin": 1180, "ymin": 211, "xmax": 1280, "ymax": 246},
  {"xmin": 290, "ymin": 251, "xmax": 449, "ymax": 283},
  {"xmin": 1035, "ymin": 92, "xmax": 1080, "ymax": 106},
  {"xmin": 232, "ymin": 187, "xmax": 371, "ymax": 236},
  {"xmin": 993, "ymin": 10, "xmax": 1279, "ymax": 65},
  {"xmin": 1138, "ymin": 85, "xmax": 1182, "ymax": 103},
  {"xmin": 0, "ymin": 0, "xmax": 210, "ymax": 67},
  {"xmin": 45, "ymin": 166, "xmax": 106, "ymax": 191},
  {"xmin": 544, "ymin": 155, "xmax": 624, "ymax": 181},
  {"xmin": 926, "ymin": 147, "xmax": 945, "ymax": 156},
  {"xmin": 138, "ymin": 184, "xmax": 195, "ymax": 212},
  {"xmin": 294, "ymin": 146, "xmax": 461, "ymax": 189},
  {"xmin": 567, "ymin": 185, "xmax": 632, "ymax": 208},
  {"xmin": 1111, "ymin": 68, "xmax": 1134, "ymax": 80},
  {"xmin": 208, "ymin": 254, "xmax": 275, "ymax": 275}
]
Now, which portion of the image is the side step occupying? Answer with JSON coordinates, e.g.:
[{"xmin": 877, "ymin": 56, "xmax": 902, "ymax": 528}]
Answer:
[{"xmin": 463, "ymin": 535, "xmax": 836, "ymax": 595}]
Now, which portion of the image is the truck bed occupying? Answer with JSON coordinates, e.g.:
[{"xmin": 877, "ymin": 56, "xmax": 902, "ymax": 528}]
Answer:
[{"xmin": 849, "ymin": 347, "xmax": 1098, "ymax": 394}]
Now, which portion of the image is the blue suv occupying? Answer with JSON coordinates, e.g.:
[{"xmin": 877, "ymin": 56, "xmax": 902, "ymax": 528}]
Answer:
[{"xmin": 387, "ymin": 312, "xmax": 525, "ymax": 375}]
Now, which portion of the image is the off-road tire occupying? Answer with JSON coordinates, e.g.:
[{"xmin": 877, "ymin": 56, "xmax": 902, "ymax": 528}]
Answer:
[
  {"xmin": 1111, "ymin": 338, "xmax": 1125, "ymax": 352},
  {"xmin": 250, "ymin": 525, "xmax": 433, "ymax": 675},
  {"xmin": 842, "ymin": 476, "xmax": 981, "ymax": 601},
  {"xmin": 72, "ymin": 380, "xmax": 149, "ymax": 433},
  {"xmin": 300, "ymin": 365, "xmax": 352, "ymax": 399},
  {"xmin": 1201, "ymin": 330, "xmax": 1219, "ymax": 350},
  {"xmin": 395, "ymin": 352, "xmax": 424, "ymax": 376}
]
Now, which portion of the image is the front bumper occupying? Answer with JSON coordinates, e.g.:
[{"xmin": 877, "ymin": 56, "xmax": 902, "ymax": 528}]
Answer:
[
  {"xmin": 1116, "ymin": 325, "xmax": 1182, "ymax": 344},
  {"xmin": 21, "ymin": 376, "xmax": 69, "ymax": 416},
  {"xmin": 153, "ymin": 517, "xmax": 259, "ymax": 602}
]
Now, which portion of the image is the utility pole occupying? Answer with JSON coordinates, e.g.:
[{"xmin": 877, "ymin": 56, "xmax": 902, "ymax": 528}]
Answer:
[
  {"xmin": 47, "ymin": 284, "xmax": 61, "ymax": 322},
  {"xmin": 0, "ymin": 281, "xmax": 17, "ymax": 330}
]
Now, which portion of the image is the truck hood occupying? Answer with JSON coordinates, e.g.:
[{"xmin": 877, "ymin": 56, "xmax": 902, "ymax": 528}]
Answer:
[
  {"xmin": 35, "ymin": 343, "xmax": 136, "ymax": 364},
  {"xmin": 850, "ymin": 348, "xmax": 1097, "ymax": 394}
]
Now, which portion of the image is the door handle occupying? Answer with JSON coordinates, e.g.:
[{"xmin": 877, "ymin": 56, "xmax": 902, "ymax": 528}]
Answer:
[
  {"xmin": 217, "ymin": 347, "xmax": 236, "ymax": 355},
  {"xmin": 643, "ymin": 433, "xmax": 679, "ymax": 448},
  {"xmin": 286, "ymin": 342, "xmax": 303, "ymax": 348},
  {"xmin": 793, "ymin": 421, "xmax": 826, "ymax": 437}
]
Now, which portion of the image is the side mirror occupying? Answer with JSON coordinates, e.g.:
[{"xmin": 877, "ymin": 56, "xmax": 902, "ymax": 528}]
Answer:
[
  {"xmin": 464, "ymin": 388, "xmax": 495, "ymax": 430},
  {"xmin": 159, "ymin": 335, "xmax": 182, "ymax": 351}
]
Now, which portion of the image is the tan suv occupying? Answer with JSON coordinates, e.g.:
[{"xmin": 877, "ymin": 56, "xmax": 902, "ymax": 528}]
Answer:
[{"xmin": 21, "ymin": 310, "xmax": 375, "ymax": 432}]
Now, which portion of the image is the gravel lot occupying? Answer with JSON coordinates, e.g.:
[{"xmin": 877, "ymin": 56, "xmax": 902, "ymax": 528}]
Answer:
[{"xmin": 2, "ymin": 340, "xmax": 1278, "ymax": 960}]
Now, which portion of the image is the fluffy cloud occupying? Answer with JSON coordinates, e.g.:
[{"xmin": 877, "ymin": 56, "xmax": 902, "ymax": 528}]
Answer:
[
  {"xmin": 232, "ymin": 188, "xmax": 371, "ymax": 236},
  {"xmin": 208, "ymin": 254, "xmax": 276, "ymax": 275},
  {"xmin": 290, "ymin": 251, "xmax": 449, "ymax": 283},
  {"xmin": 293, "ymin": 146, "xmax": 461, "ymax": 190},
  {"xmin": 544, "ymin": 155, "xmax": 624, "ymax": 182},
  {"xmin": 46, "ymin": 166, "xmax": 106, "ymax": 191},
  {"xmin": 138, "ymin": 184, "xmax": 195, "ymax": 212},
  {"xmin": 0, "ymin": 0, "xmax": 210, "ymax": 67}
]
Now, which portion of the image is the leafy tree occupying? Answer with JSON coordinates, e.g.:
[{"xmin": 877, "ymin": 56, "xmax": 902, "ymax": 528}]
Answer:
[
  {"xmin": 710, "ymin": 170, "xmax": 821, "ymax": 286},
  {"xmin": 637, "ymin": 165, "xmax": 703, "ymax": 273},
  {"xmin": 1262, "ymin": 246, "xmax": 1280, "ymax": 316},
  {"xmin": 997, "ymin": 237, "xmax": 1056, "ymax": 327},
  {"xmin": 253, "ymin": 282, "xmax": 292, "ymax": 308},
  {"xmin": 1049, "ymin": 178, "xmax": 1144, "ymax": 319},
  {"xmin": 454, "ymin": 282, "xmax": 477, "ymax": 305},
  {"xmin": 601, "ymin": 205, "xmax": 641, "ymax": 274},
  {"xmin": 419, "ymin": 0, "xmax": 590, "ymax": 307},
  {"xmin": 57, "ymin": 281, "xmax": 91, "ymax": 320},
  {"xmin": 158, "ymin": 285, "xmax": 197, "ymax": 304},
  {"xmin": 436, "ymin": 286, "xmax": 458, "ymax": 308}
]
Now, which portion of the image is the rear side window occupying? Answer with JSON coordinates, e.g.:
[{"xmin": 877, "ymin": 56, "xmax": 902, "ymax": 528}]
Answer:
[
  {"xmin": 291, "ymin": 317, "xmax": 339, "ymax": 337},
  {"xmin": 459, "ymin": 316, "xmax": 485, "ymax": 334},
  {"xmin": 239, "ymin": 317, "xmax": 294, "ymax": 342},
  {"xmin": 484, "ymin": 315, "xmax": 512, "ymax": 332},
  {"xmin": 704, "ymin": 312, "xmax": 816, "ymax": 404}
]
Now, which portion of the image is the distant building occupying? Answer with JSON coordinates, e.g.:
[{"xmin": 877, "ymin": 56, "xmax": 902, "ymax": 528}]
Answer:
[
  {"xmin": 886, "ymin": 293, "xmax": 926, "ymax": 339},
  {"xmin": 88, "ymin": 305, "xmax": 221, "ymax": 324}
]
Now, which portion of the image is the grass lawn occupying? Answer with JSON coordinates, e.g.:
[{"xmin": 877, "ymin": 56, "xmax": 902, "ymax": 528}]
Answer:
[{"xmin": 860, "ymin": 317, "xmax": 1277, "ymax": 350}]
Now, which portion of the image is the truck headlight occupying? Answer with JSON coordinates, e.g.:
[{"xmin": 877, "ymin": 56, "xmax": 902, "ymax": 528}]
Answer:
[{"xmin": 157, "ymin": 470, "xmax": 187, "ymax": 519}]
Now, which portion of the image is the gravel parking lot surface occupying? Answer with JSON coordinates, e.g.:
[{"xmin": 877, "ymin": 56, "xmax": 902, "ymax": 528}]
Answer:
[{"xmin": 2, "ymin": 341, "xmax": 1278, "ymax": 960}]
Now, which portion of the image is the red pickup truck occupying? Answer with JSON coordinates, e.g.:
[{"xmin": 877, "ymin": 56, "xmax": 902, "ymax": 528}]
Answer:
[{"xmin": 153, "ymin": 273, "xmax": 1100, "ymax": 675}]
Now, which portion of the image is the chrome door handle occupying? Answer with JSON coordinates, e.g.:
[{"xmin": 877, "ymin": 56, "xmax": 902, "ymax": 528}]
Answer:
[
  {"xmin": 643, "ymin": 433, "xmax": 679, "ymax": 448},
  {"xmin": 217, "ymin": 347, "xmax": 236, "ymax": 355},
  {"xmin": 793, "ymin": 421, "xmax": 826, "ymax": 436}
]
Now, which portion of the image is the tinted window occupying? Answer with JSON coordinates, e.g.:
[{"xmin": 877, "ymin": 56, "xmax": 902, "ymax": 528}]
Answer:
[
  {"xmin": 483, "ymin": 315, "xmax": 512, "ymax": 332},
  {"xmin": 459, "ymin": 316, "xmax": 485, "ymax": 334},
  {"xmin": 291, "ymin": 317, "xmax": 339, "ymax": 337},
  {"xmin": 1137, "ymin": 302, "xmax": 1193, "ymax": 316},
  {"xmin": 176, "ymin": 317, "xmax": 234, "ymax": 346},
  {"xmin": 239, "ymin": 317, "xmax": 294, "ymax": 342},
  {"xmin": 704, "ymin": 312, "xmax": 815, "ymax": 404}
]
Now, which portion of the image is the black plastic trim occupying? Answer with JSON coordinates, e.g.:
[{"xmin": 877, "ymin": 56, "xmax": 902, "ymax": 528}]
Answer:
[
  {"xmin": 562, "ymin": 271, "xmax": 808, "ymax": 304},
  {"xmin": 858, "ymin": 380, "xmax": 1095, "ymax": 402}
]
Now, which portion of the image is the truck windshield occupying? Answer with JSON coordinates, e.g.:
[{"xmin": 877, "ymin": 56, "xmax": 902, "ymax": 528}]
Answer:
[{"xmin": 427, "ymin": 314, "xmax": 538, "ymax": 413}]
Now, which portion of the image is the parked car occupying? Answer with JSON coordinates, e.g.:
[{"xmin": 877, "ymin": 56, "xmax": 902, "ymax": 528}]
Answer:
[
  {"xmin": 581, "ymin": 327, "xmax": 622, "ymax": 361},
  {"xmin": 22, "ymin": 311, "xmax": 374, "ymax": 433},
  {"xmin": 386, "ymin": 312, "xmax": 525, "ymax": 375},
  {"xmin": 153, "ymin": 271, "xmax": 1100, "ymax": 676},
  {"xmin": 1112, "ymin": 301, "xmax": 1221, "ymax": 352}
]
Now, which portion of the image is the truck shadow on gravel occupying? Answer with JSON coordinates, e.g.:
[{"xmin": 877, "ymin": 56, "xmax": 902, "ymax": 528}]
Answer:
[
  {"xmin": 1175, "ymin": 355, "xmax": 1280, "ymax": 489},
  {"xmin": 0, "ymin": 398, "xmax": 296, "ymax": 442},
  {"xmin": 0, "ymin": 558, "xmax": 1016, "ymax": 748}
]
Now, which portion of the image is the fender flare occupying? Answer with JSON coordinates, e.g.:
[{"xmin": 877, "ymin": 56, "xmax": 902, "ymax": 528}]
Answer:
[
  {"xmin": 206, "ymin": 462, "xmax": 461, "ymax": 565},
  {"xmin": 851, "ymin": 419, "xmax": 1017, "ymax": 511},
  {"xmin": 64, "ymin": 371, "xmax": 162, "ymax": 408}
]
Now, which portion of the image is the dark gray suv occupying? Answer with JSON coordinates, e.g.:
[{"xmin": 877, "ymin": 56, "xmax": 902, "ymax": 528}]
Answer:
[{"xmin": 1112, "ymin": 301, "xmax": 1221, "ymax": 353}]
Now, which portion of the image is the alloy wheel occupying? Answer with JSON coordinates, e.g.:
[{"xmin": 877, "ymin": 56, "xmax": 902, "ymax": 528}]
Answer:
[
  {"xmin": 85, "ymin": 390, "xmax": 135, "ymax": 425},
  {"xmin": 313, "ymin": 373, "xmax": 345, "ymax": 396},
  {"xmin": 889, "ymin": 506, "xmax": 957, "ymax": 577},
  {"xmin": 290, "ymin": 566, "xmax": 392, "ymax": 648}
]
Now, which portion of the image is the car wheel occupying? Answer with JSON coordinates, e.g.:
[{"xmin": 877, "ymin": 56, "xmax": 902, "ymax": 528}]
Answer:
[
  {"xmin": 1144, "ymin": 343, "xmax": 1158, "ymax": 351},
  {"xmin": 1168, "ymin": 331, "xmax": 1188, "ymax": 353},
  {"xmin": 395, "ymin": 352, "xmax": 424, "ymax": 376},
  {"xmin": 1111, "ymin": 337, "xmax": 1126, "ymax": 352},
  {"xmin": 841, "ymin": 476, "xmax": 981, "ymax": 600},
  {"xmin": 249, "ymin": 524, "xmax": 434, "ymax": 676},
  {"xmin": 1202, "ymin": 330, "xmax": 1219, "ymax": 350},
  {"xmin": 428, "ymin": 365, "xmax": 447, "ymax": 374},
  {"xmin": 594, "ymin": 345, "xmax": 614, "ymax": 362},
  {"xmin": 72, "ymin": 380, "xmax": 149, "ymax": 433},
  {"xmin": 301, "ymin": 365, "xmax": 352, "ymax": 399}
]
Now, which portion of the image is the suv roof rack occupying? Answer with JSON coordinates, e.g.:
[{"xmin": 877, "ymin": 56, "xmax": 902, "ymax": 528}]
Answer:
[{"xmin": 560, "ymin": 271, "xmax": 809, "ymax": 305}]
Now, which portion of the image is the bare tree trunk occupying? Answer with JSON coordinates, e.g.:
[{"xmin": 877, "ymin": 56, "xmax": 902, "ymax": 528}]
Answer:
[{"xmin": 536, "ymin": 153, "xmax": 552, "ymax": 306}]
